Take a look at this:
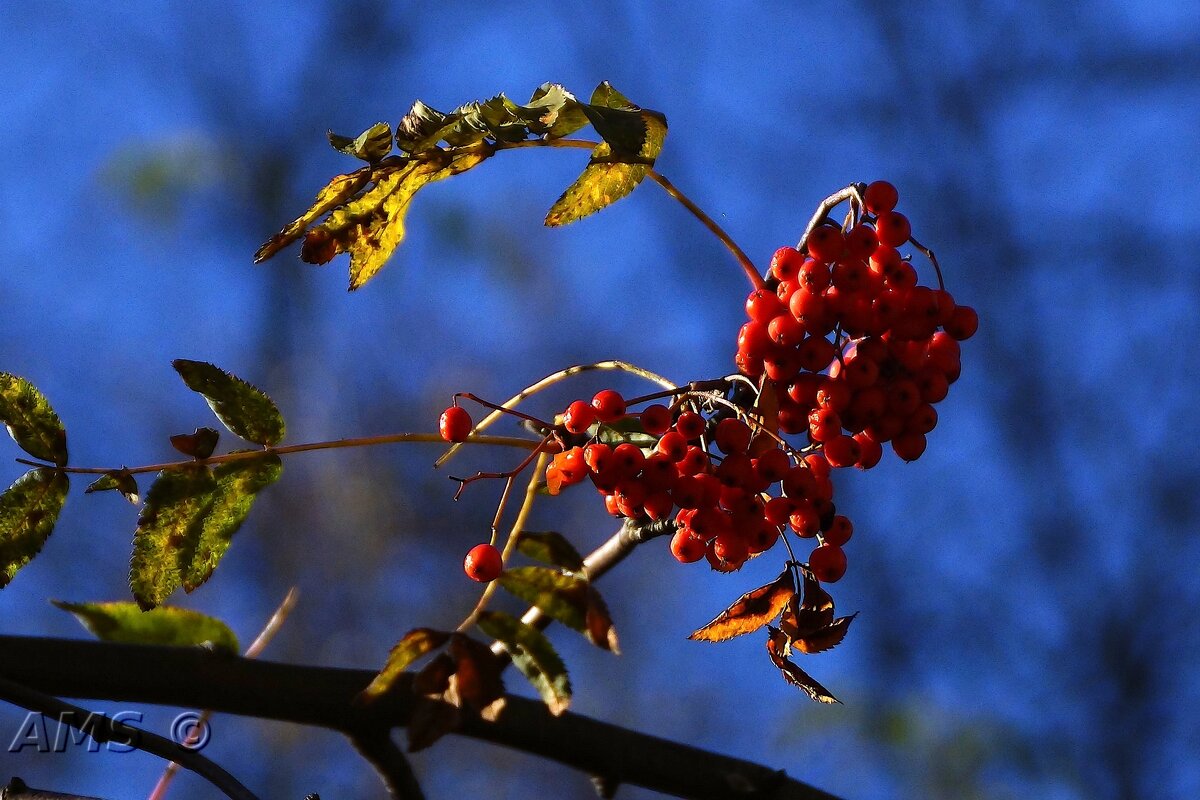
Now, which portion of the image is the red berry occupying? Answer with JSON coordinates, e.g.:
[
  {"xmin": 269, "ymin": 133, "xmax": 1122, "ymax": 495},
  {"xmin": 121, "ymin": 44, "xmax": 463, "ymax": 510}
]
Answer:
[
  {"xmin": 439, "ymin": 406, "xmax": 472, "ymax": 443},
  {"xmin": 670, "ymin": 529, "xmax": 707, "ymax": 563},
  {"xmin": 464, "ymin": 544, "xmax": 503, "ymax": 582},
  {"xmin": 745, "ymin": 288, "xmax": 784, "ymax": 324},
  {"xmin": 584, "ymin": 442, "xmax": 613, "ymax": 474},
  {"xmin": 823, "ymin": 515, "xmax": 853, "ymax": 547},
  {"xmin": 892, "ymin": 431, "xmax": 927, "ymax": 462},
  {"xmin": 656, "ymin": 430, "xmax": 689, "ymax": 462},
  {"xmin": 640, "ymin": 404, "xmax": 672, "ymax": 436},
  {"xmin": 823, "ymin": 435, "xmax": 861, "ymax": 468},
  {"xmin": 807, "ymin": 224, "xmax": 845, "ymax": 263},
  {"xmin": 864, "ymin": 180, "xmax": 899, "ymax": 215},
  {"xmin": 853, "ymin": 432, "xmax": 883, "ymax": 469},
  {"xmin": 845, "ymin": 224, "xmax": 879, "ymax": 260},
  {"xmin": 591, "ymin": 390, "xmax": 627, "ymax": 422},
  {"xmin": 809, "ymin": 543, "xmax": 847, "ymax": 583},
  {"xmin": 875, "ymin": 212, "xmax": 912, "ymax": 247},
  {"xmin": 714, "ymin": 418, "xmax": 752, "ymax": 454},
  {"xmin": 769, "ymin": 246, "xmax": 805, "ymax": 281},
  {"xmin": 675, "ymin": 411, "xmax": 707, "ymax": 441},
  {"xmin": 563, "ymin": 400, "xmax": 596, "ymax": 434},
  {"xmin": 945, "ymin": 305, "xmax": 979, "ymax": 340}
]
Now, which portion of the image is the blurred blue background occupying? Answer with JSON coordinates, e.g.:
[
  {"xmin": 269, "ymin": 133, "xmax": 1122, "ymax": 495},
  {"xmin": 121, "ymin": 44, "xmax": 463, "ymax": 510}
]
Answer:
[{"xmin": 2, "ymin": 2, "xmax": 1198, "ymax": 798}]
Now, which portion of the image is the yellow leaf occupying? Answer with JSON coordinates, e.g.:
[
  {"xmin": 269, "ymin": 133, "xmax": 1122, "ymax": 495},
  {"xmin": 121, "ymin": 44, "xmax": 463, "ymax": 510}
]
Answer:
[
  {"xmin": 253, "ymin": 168, "xmax": 370, "ymax": 263},
  {"xmin": 689, "ymin": 566, "xmax": 795, "ymax": 642}
]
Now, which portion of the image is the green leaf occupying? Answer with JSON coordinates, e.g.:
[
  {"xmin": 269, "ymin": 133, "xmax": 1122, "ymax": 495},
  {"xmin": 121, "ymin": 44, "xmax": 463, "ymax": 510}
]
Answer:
[
  {"xmin": 0, "ymin": 373, "xmax": 68, "ymax": 466},
  {"xmin": 327, "ymin": 122, "xmax": 393, "ymax": 163},
  {"xmin": 85, "ymin": 469, "xmax": 139, "ymax": 505},
  {"xmin": 361, "ymin": 628, "xmax": 451, "ymax": 701},
  {"xmin": 497, "ymin": 565, "xmax": 619, "ymax": 651},
  {"xmin": 181, "ymin": 454, "xmax": 281, "ymax": 592},
  {"xmin": 476, "ymin": 610, "xmax": 571, "ymax": 715},
  {"xmin": 172, "ymin": 360, "xmax": 285, "ymax": 446},
  {"xmin": 129, "ymin": 467, "xmax": 216, "ymax": 609},
  {"xmin": 0, "ymin": 468, "xmax": 68, "ymax": 588},
  {"xmin": 169, "ymin": 427, "xmax": 220, "ymax": 459},
  {"xmin": 515, "ymin": 531, "xmax": 584, "ymax": 572},
  {"xmin": 525, "ymin": 83, "xmax": 589, "ymax": 138},
  {"xmin": 253, "ymin": 167, "xmax": 371, "ymax": 263},
  {"xmin": 52, "ymin": 600, "xmax": 238, "ymax": 652},
  {"xmin": 544, "ymin": 98, "xmax": 667, "ymax": 227}
]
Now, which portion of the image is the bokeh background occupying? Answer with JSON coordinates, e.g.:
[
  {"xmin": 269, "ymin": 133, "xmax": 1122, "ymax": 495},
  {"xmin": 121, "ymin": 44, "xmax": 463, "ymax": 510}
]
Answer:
[{"xmin": 2, "ymin": 2, "xmax": 1198, "ymax": 798}]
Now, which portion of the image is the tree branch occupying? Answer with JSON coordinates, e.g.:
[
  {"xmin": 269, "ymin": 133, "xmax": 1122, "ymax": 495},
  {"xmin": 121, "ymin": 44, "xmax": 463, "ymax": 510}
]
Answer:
[
  {"xmin": 0, "ymin": 636, "xmax": 841, "ymax": 800},
  {"xmin": 348, "ymin": 727, "xmax": 424, "ymax": 800}
]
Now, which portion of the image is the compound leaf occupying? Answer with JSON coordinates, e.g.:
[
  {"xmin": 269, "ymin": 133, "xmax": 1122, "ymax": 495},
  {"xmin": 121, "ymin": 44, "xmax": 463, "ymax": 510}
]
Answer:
[
  {"xmin": 129, "ymin": 467, "xmax": 216, "ymax": 610},
  {"xmin": 497, "ymin": 565, "xmax": 588, "ymax": 632},
  {"xmin": 0, "ymin": 468, "xmax": 68, "ymax": 587},
  {"xmin": 0, "ymin": 373, "xmax": 68, "ymax": 466},
  {"xmin": 173, "ymin": 360, "xmax": 285, "ymax": 446},
  {"xmin": 361, "ymin": 628, "xmax": 452, "ymax": 702},
  {"xmin": 477, "ymin": 610, "xmax": 570, "ymax": 716},
  {"xmin": 181, "ymin": 454, "xmax": 281, "ymax": 592},
  {"xmin": 52, "ymin": 600, "xmax": 238, "ymax": 652},
  {"xmin": 515, "ymin": 530, "xmax": 585, "ymax": 572},
  {"xmin": 690, "ymin": 566, "xmax": 795, "ymax": 642}
]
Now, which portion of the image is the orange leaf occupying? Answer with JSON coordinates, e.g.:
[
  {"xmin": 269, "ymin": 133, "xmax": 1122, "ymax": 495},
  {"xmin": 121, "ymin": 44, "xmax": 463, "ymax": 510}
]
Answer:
[
  {"xmin": 793, "ymin": 613, "xmax": 858, "ymax": 655},
  {"xmin": 779, "ymin": 573, "xmax": 834, "ymax": 642},
  {"xmin": 766, "ymin": 626, "xmax": 840, "ymax": 704},
  {"xmin": 689, "ymin": 567, "xmax": 795, "ymax": 642}
]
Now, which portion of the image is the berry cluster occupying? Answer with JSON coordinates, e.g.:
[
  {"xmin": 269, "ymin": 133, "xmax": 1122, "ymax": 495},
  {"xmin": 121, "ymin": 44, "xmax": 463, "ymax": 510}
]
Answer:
[{"xmin": 735, "ymin": 181, "xmax": 977, "ymax": 466}]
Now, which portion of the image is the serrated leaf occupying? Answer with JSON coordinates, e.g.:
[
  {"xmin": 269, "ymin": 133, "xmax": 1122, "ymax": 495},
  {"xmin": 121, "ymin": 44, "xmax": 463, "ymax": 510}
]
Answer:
[
  {"xmin": 498, "ymin": 565, "xmax": 588, "ymax": 632},
  {"xmin": 524, "ymin": 83, "xmax": 589, "ymax": 138},
  {"xmin": 0, "ymin": 468, "xmax": 68, "ymax": 587},
  {"xmin": 544, "ymin": 107, "xmax": 666, "ymax": 227},
  {"xmin": 766, "ymin": 626, "xmax": 840, "ymax": 704},
  {"xmin": 0, "ymin": 373, "xmax": 68, "ymax": 466},
  {"xmin": 477, "ymin": 610, "xmax": 571, "ymax": 716},
  {"xmin": 172, "ymin": 360, "xmax": 285, "ymax": 446},
  {"xmin": 52, "ymin": 600, "xmax": 238, "ymax": 652},
  {"xmin": 327, "ymin": 122, "xmax": 393, "ymax": 163},
  {"xmin": 85, "ymin": 470, "xmax": 139, "ymax": 505},
  {"xmin": 170, "ymin": 427, "xmax": 220, "ymax": 459},
  {"xmin": 181, "ymin": 454, "xmax": 281, "ymax": 592},
  {"xmin": 395, "ymin": 100, "xmax": 453, "ymax": 154},
  {"xmin": 689, "ymin": 567, "xmax": 795, "ymax": 642},
  {"xmin": 793, "ymin": 613, "xmax": 858, "ymax": 655},
  {"xmin": 515, "ymin": 531, "xmax": 585, "ymax": 572},
  {"xmin": 253, "ymin": 168, "xmax": 370, "ymax": 263},
  {"xmin": 129, "ymin": 467, "xmax": 216, "ymax": 609},
  {"xmin": 447, "ymin": 633, "xmax": 506, "ymax": 720},
  {"xmin": 779, "ymin": 573, "xmax": 835, "ymax": 643},
  {"xmin": 361, "ymin": 628, "xmax": 452, "ymax": 701}
]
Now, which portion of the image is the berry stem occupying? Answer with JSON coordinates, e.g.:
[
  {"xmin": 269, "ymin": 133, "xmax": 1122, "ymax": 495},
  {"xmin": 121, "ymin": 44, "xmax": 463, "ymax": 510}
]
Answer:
[
  {"xmin": 435, "ymin": 361, "xmax": 677, "ymax": 469},
  {"xmin": 449, "ymin": 434, "xmax": 556, "ymax": 501},
  {"xmin": 15, "ymin": 433, "xmax": 540, "ymax": 477},
  {"xmin": 797, "ymin": 183, "xmax": 867, "ymax": 253},
  {"xmin": 907, "ymin": 235, "xmax": 946, "ymax": 290}
]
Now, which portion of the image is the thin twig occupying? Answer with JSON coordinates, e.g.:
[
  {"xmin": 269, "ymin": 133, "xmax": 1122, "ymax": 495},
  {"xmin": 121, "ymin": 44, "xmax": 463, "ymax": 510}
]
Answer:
[
  {"xmin": 0, "ymin": 677, "xmax": 257, "ymax": 800},
  {"xmin": 797, "ymin": 184, "xmax": 867, "ymax": 253}
]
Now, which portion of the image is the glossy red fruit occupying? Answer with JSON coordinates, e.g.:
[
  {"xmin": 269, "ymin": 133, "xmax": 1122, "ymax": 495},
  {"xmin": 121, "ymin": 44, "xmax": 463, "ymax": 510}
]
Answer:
[
  {"xmin": 714, "ymin": 418, "xmax": 752, "ymax": 455},
  {"xmin": 864, "ymin": 180, "xmax": 899, "ymax": 215},
  {"xmin": 670, "ymin": 529, "xmax": 707, "ymax": 563},
  {"xmin": 675, "ymin": 411, "xmax": 707, "ymax": 441},
  {"xmin": 892, "ymin": 431, "xmax": 927, "ymax": 462},
  {"xmin": 439, "ymin": 406, "xmax": 472, "ymax": 443},
  {"xmin": 807, "ymin": 224, "xmax": 845, "ymax": 263},
  {"xmin": 640, "ymin": 404, "xmax": 673, "ymax": 436},
  {"xmin": 875, "ymin": 211, "xmax": 912, "ymax": 247},
  {"xmin": 823, "ymin": 515, "xmax": 853, "ymax": 547},
  {"xmin": 591, "ymin": 390, "xmax": 627, "ymax": 422},
  {"xmin": 563, "ymin": 400, "xmax": 596, "ymax": 434},
  {"xmin": 464, "ymin": 543, "xmax": 503, "ymax": 582},
  {"xmin": 945, "ymin": 305, "xmax": 979, "ymax": 340},
  {"xmin": 769, "ymin": 246, "xmax": 805, "ymax": 281},
  {"xmin": 809, "ymin": 543, "xmax": 848, "ymax": 583}
]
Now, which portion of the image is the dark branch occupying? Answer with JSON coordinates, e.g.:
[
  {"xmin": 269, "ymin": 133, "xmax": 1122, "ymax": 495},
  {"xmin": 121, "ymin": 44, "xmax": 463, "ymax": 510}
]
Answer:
[
  {"xmin": 349, "ymin": 727, "xmax": 425, "ymax": 800},
  {"xmin": 0, "ymin": 636, "xmax": 841, "ymax": 800}
]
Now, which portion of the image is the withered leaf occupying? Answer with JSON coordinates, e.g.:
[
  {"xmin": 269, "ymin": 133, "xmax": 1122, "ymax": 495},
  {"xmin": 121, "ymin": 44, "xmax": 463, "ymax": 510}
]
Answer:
[
  {"xmin": 361, "ymin": 628, "xmax": 452, "ymax": 701},
  {"xmin": 766, "ymin": 626, "xmax": 840, "ymax": 704},
  {"xmin": 497, "ymin": 566, "xmax": 618, "ymax": 651},
  {"xmin": 169, "ymin": 427, "xmax": 220, "ymax": 459},
  {"xmin": 253, "ymin": 168, "xmax": 370, "ymax": 263},
  {"xmin": 585, "ymin": 585, "xmax": 620, "ymax": 654},
  {"xmin": 406, "ymin": 695, "xmax": 460, "ymax": 752},
  {"xmin": 779, "ymin": 572, "xmax": 835, "ymax": 642},
  {"xmin": 689, "ymin": 566, "xmax": 795, "ymax": 642},
  {"xmin": 85, "ymin": 469, "xmax": 139, "ymax": 505},
  {"xmin": 793, "ymin": 613, "xmax": 858, "ymax": 655},
  {"xmin": 447, "ymin": 633, "xmax": 506, "ymax": 721},
  {"xmin": 412, "ymin": 652, "xmax": 455, "ymax": 696}
]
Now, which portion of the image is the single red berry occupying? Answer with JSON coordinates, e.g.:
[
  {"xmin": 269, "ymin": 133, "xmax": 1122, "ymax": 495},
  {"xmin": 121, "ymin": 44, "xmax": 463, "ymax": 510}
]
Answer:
[
  {"xmin": 754, "ymin": 447, "xmax": 792, "ymax": 484},
  {"xmin": 591, "ymin": 390, "xmax": 627, "ymax": 422},
  {"xmin": 584, "ymin": 442, "xmax": 614, "ymax": 474},
  {"xmin": 892, "ymin": 431, "xmax": 927, "ymax": 462},
  {"xmin": 806, "ymin": 224, "xmax": 845, "ymax": 263},
  {"xmin": 823, "ymin": 515, "xmax": 853, "ymax": 547},
  {"xmin": 823, "ymin": 435, "xmax": 861, "ymax": 468},
  {"xmin": 656, "ymin": 430, "xmax": 689, "ymax": 462},
  {"xmin": 769, "ymin": 246, "xmax": 805, "ymax": 281},
  {"xmin": 853, "ymin": 432, "xmax": 883, "ymax": 469},
  {"xmin": 945, "ymin": 305, "xmax": 979, "ymax": 340},
  {"xmin": 670, "ymin": 529, "xmax": 707, "ymax": 563},
  {"xmin": 562, "ymin": 400, "xmax": 596, "ymax": 434},
  {"xmin": 439, "ymin": 406, "xmax": 472, "ymax": 443},
  {"xmin": 875, "ymin": 211, "xmax": 912, "ymax": 248},
  {"xmin": 675, "ymin": 411, "xmax": 707, "ymax": 441},
  {"xmin": 464, "ymin": 543, "xmax": 503, "ymax": 582},
  {"xmin": 845, "ymin": 224, "xmax": 879, "ymax": 260},
  {"xmin": 809, "ymin": 543, "xmax": 848, "ymax": 583},
  {"xmin": 745, "ymin": 288, "xmax": 785, "ymax": 324},
  {"xmin": 640, "ymin": 404, "xmax": 672, "ymax": 436},
  {"xmin": 611, "ymin": 443, "xmax": 646, "ymax": 476},
  {"xmin": 676, "ymin": 445, "xmax": 710, "ymax": 476},
  {"xmin": 789, "ymin": 505, "xmax": 820, "ymax": 538},
  {"xmin": 864, "ymin": 181, "xmax": 899, "ymax": 215},
  {"xmin": 714, "ymin": 418, "xmax": 752, "ymax": 454}
]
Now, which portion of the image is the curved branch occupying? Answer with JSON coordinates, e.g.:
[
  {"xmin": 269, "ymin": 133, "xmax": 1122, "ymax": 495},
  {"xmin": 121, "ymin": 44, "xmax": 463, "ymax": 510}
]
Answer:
[
  {"xmin": 349, "ymin": 727, "xmax": 424, "ymax": 800},
  {"xmin": 0, "ymin": 636, "xmax": 840, "ymax": 800}
]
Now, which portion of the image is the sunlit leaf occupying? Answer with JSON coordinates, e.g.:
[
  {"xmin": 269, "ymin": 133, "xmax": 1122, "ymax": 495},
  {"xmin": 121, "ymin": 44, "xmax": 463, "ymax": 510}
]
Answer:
[
  {"xmin": 85, "ymin": 469, "xmax": 139, "ymax": 505},
  {"xmin": 544, "ymin": 102, "xmax": 667, "ymax": 227},
  {"xmin": 181, "ymin": 454, "xmax": 281, "ymax": 592},
  {"xmin": 327, "ymin": 122, "xmax": 393, "ymax": 163},
  {"xmin": 477, "ymin": 610, "xmax": 571, "ymax": 716},
  {"xmin": 129, "ymin": 467, "xmax": 216, "ymax": 610},
  {"xmin": 766, "ymin": 626, "xmax": 839, "ymax": 704},
  {"xmin": 524, "ymin": 83, "xmax": 588, "ymax": 138},
  {"xmin": 173, "ymin": 360, "xmax": 285, "ymax": 446},
  {"xmin": 497, "ymin": 565, "xmax": 588, "ymax": 632},
  {"xmin": 515, "ymin": 530, "xmax": 584, "ymax": 572},
  {"xmin": 0, "ymin": 468, "xmax": 68, "ymax": 587},
  {"xmin": 689, "ymin": 566, "xmax": 795, "ymax": 642},
  {"xmin": 778, "ymin": 572, "xmax": 835, "ymax": 643},
  {"xmin": 0, "ymin": 373, "xmax": 68, "ymax": 466},
  {"xmin": 52, "ymin": 600, "xmax": 238, "ymax": 652},
  {"xmin": 447, "ymin": 633, "xmax": 506, "ymax": 720},
  {"xmin": 395, "ymin": 100, "xmax": 454, "ymax": 154},
  {"xmin": 584, "ymin": 585, "xmax": 620, "ymax": 654},
  {"xmin": 253, "ymin": 168, "xmax": 370, "ymax": 263},
  {"xmin": 361, "ymin": 628, "xmax": 451, "ymax": 701},
  {"xmin": 169, "ymin": 427, "xmax": 220, "ymax": 459}
]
